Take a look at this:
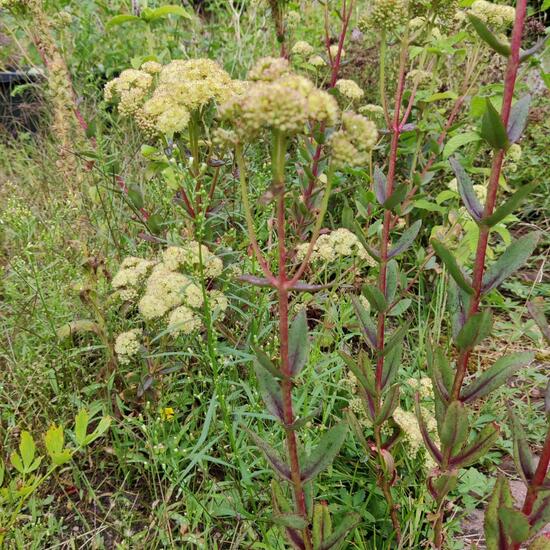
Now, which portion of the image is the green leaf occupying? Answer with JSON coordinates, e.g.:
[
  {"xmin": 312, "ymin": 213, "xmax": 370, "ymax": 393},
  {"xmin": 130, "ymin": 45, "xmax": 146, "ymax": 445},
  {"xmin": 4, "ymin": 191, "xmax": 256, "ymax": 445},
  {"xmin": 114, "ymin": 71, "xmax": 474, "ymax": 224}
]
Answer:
[
  {"xmin": 481, "ymin": 98, "xmax": 509, "ymax": 150},
  {"xmin": 351, "ymin": 296, "xmax": 377, "ymax": 350},
  {"xmin": 57, "ymin": 320, "xmax": 101, "ymax": 339},
  {"xmin": 319, "ymin": 512, "xmax": 361, "ymax": 550},
  {"xmin": 385, "ymin": 260, "xmax": 398, "ymax": 303},
  {"xmin": 388, "ymin": 298, "xmax": 411, "ymax": 317},
  {"xmin": 440, "ymin": 401, "xmax": 470, "ymax": 455},
  {"xmin": 449, "ymin": 157, "xmax": 483, "ymax": 222},
  {"xmin": 252, "ymin": 346, "xmax": 281, "ymax": 379},
  {"xmin": 272, "ymin": 513, "xmax": 308, "ymax": 530},
  {"xmin": 375, "ymin": 385, "xmax": 400, "ymax": 426},
  {"xmin": 245, "ymin": 429, "xmax": 291, "ymax": 481},
  {"xmin": 85, "ymin": 416, "xmax": 111, "ymax": 445},
  {"xmin": 527, "ymin": 299, "xmax": 550, "ymax": 344},
  {"xmin": 530, "ymin": 495, "xmax": 550, "ymax": 537},
  {"xmin": 373, "ymin": 166, "xmax": 387, "ymax": 204},
  {"xmin": 414, "ymin": 395, "xmax": 443, "ymax": 464},
  {"xmin": 288, "ymin": 311, "xmax": 309, "ymax": 377},
  {"xmin": 254, "ymin": 361, "xmax": 284, "ymax": 421},
  {"xmin": 301, "ymin": 423, "xmax": 347, "ymax": 483},
  {"xmin": 388, "ymin": 220, "xmax": 421, "ymax": 259},
  {"xmin": 507, "ymin": 95, "xmax": 531, "ymax": 143},
  {"xmin": 142, "ymin": 4, "xmax": 191, "ymax": 21},
  {"xmin": 106, "ymin": 14, "xmax": 141, "ymax": 28},
  {"xmin": 467, "ymin": 14, "xmax": 511, "ymax": 57},
  {"xmin": 362, "ymin": 285, "xmax": 387, "ymax": 313},
  {"xmin": 485, "ymin": 476, "xmax": 514, "ymax": 550},
  {"xmin": 447, "ymin": 278, "xmax": 468, "ymax": 341},
  {"xmin": 75, "ymin": 409, "xmax": 89, "ymax": 446},
  {"xmin": 483, "ymin": 182, "xmax": 538, "ymax": 227},
  {"xmin": 44, "ymin": 424, "xmax": 64, "ymax": 458},
  {"xmin": 482, "ymin": 232, "xmax": 540, "ymax": 294},
  {"xmin": 10, "ymin": 452, "xmax": 25, "ymax": 474},
  {"xmin": 510, "ymin": 409, "xmax": 536, "ymax": 483},
  {"xmin": 498, "ymin": 508, "xmax": 530, "ymax": 544},
  {"xmin": 456, "ymin": 310, "xmax": 493, "ymax": 350},
  {"xmin": 425, "ymin": 91, "xmax": 458, "ymax": 103},
  {"xmin": 431, "ymin": 239, "xmax": 474, "ymax": 295},
  {"xmin": 381, "ymin": 341, "xmax": 402, "ymax": 389},
  {"xmin": 443, "ymin": 131, "xmax": 481, "ymax": 158},
  {"xmin": 19, "ymin": 431, "xmax": 36, "ymax": 470},
  {"xmin": 339, "ymin": 351, "xmax": 375, "ymax": 398},
  {"xmin": 451, "ymin": 423, "xmax": 499, "ymax": 467},
  {"xmin": 383, "ymin": 183, "xmax": 408, "ymax": 211},
  {"xmin": 127, "ymin": 184, "xmax": 144, "ymax": 210},
  {"xmin": 461, "ymin": 352, "xmax": 534, "ymax": 403},
  {"xmin": 427, "ymin": 344, "xmax": 452, "ymax": 404},
  {"xmin": 312, "ymin": 503, "xmax": 332, "ymax": 549}
]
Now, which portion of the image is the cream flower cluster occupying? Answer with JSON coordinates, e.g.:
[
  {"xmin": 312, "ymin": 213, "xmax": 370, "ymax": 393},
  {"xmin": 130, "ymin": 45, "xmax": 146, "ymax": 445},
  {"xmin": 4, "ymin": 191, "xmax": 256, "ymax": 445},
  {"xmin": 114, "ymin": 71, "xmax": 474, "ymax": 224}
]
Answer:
[
  {"xmin": 105, "ymin": 59, "xmax": 245, "ymax": 137},
  {"xmin": 335, "ymin": 79, "xmax": 365, "ymax": 101},
  {"xmin": 331, "ymin": 111, "xmax": 378, "ymax": 168},
  {"xmin": 296, "ymin": 228, "xmax": 376, "ymax": 266},
  {"xmin": 291, "ymin": 40, "xmax": 314, "ymax": 57},
  {"xmin": 469, "ymin": 0, "xmax": 515, "ymax": 28},
  {"xmin": 409, "ymin": 0, "xmax": 459, "ymax": 24},
  {"xmin": 220, "ymin": 57, "xmax": 339, "ymax": 140},
  {"xmin": 360, "ymin": 0, "xmax": 408, "ymax": 33},
  {"xmin": 115, "ymin": 329, "xmax": 142, "ymax": 364},
  {"xmin": 392, "ymin": 406, "xmax": 438, "ymax": 456},
  {"xmin": 308, "ymin": 55, "xmax": 326, "ymax": 68},
  {"xmin": 111, "ymin": 242, "xmax": 228, "ymax": 336}
]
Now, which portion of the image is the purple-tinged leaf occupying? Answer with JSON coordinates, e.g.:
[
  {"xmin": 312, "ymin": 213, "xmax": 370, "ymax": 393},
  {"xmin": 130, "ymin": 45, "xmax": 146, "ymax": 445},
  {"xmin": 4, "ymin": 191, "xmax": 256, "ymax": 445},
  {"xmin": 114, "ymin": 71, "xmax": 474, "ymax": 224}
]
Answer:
[
  {"xmin": 252, "ymin": 345, "xmax": 282, "ymax": 379},
  {"xmin": 375, "ymin": 384, "xmax": 400, "ymax": 426},
  {"xmin": 530, "ymin": 494, "xmax": 550, "ymax": 536},
  {"xmin": 312, "ymin": 502, "xmax": 331, "ymax": 549},
  {"xmin": 450, "ymin": 157, "xmax": 484, "ymax": 222},
  {"xmin": 285, "ymin": 528, "xmax": 306, "ymax": 550},
  {"xmin": 362, "ymin": 285, "xmax": 387, "ymax": 313},
  {"xmin": 290, "ymin": 281, "xmax": 336, "ymax": 293},
  {"xmin": 254, "ymin": 361, "xmax": 284, "ymax": 421},
  {"xmin": 288, "ymin": 311, "xmax": 309, "ymax": 377},
  {"xmin": 545, "ymin": 380, "xmax": 550, "ymax": 416},
  {"xmin": 520, "ymin": 38, "xmax": 546, "ymax": 63},
  {"xmin": 381, "ymin": 341, "xmax": 402, "ymax": 389},
  {"xmin": 456, "ymin": 310, "xmax": 493, "ymax": 350},
  {"xmin": 383, "ymin": 183, "xmax": 408, "ymax": 211},
  {"xmin": 381, "ymin": 322, "xmax": 409, "ymax": 358},
  {"xmin": 388, "ymin": 220, "xmax": 422, "ymax": 259},
  {"xmin": 484, "ymin": 476, "xmax": 514, "ymax": 550},
  {"xmin": 426, "ymin": 344, "xmax": 452, "ymax": 403},
  {"xmin": 527, "ymin": 298, "xmax": 550, "ymax": 344},
  {"xmin": 482, "ymin": 232, "xmax": 540, "ymax": 295},
  {"xmin": 414, "ymin": 394, "xmax": 443, "ymax": 465},
  {"xmin": 238, "ymin": 275, "xmax": 276, "ymax": 288},
  {"xmin": 347, "ymin": 410, "xmax": 373, "ymax": 456},
  {"xmin": 374, "ymin": 166, "xmax": 387, "ymax": 205},
  {"xmin": 450, "ymin": 423, "xmax": 499, "ymax": 468},
  {"xmin": 447, "ymin": 279, "xmax": 468, "ymax": 341},
  {"xmin": 483, "ymin": 181, "xmax": 538, "ymax": 227},
  {"xmin": 507, "ymin": 95, "xmax": 531, "ymax": 143},
  {"xmin": 401, "ymin": 123, "xmax": 417, "ymax": 132},
  {"xmin": 339, "ymin": 350, "xmax": 376, "ymax": 400},
  {"xmin": 351, "ymin": 296, "xmax": 378, "ymax": 349},
  {"xmin": 498, "ymin": 507, "xmax": 530, "ymax": 543},
  {"xmin": 350, "ymin": 220, "xmax": 380, "ymax": 263},
  {"xmin": 319, "ymin": 513, "xmax": 361, "ymax": 550},
  {"xmin": 272, "ymin": 514, "xmax": 308, "ymax": 530},
  {"xmin": 440, "ymin": 401, "xmax": 470, "ymax": 456},
  {"xmin": 509, "ymin": 408, "xmax": 536, "ymax": 483},
  {"xmin": 431, "ymin": 238, "xmax": 474, "ymax": 295},
  {"xmin": 462, "ymin": 352, "xmax": 534, "ymax": 404},
  {"xmin": 301, "ymin": 423, "xmax": 348, "ymax": 482},
  {"xmin": 245, "ymin": 429, "xmax": 291, "ymax": 481}
]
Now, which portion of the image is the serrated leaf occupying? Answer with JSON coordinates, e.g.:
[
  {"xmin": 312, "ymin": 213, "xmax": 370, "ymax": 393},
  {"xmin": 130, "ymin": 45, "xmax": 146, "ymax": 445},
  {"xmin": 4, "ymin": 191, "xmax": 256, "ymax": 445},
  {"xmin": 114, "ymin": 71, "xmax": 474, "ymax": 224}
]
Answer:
[
  {"xmin": 351, "ymin": 296, "xmax": 377, "ymax": 349},
  {"xmin": 289, "ymin": 311, "xmax": 309, "ymax": 377},
  {"xmin": 483, "ymin": 182, "xmax": 538, "ymax": 227},
  {"xmin": 301, "ymin": 423, "xmax": 347, "ymax": 483},
  {"xmin": 431, "ymin": 238, "xmax": 474, "ymax": 295},
  {"xmin": 245, "ymin": 429, "xmax": 291, "ymax": 481},
  {"xmin": 510, "ymin": 409, "xmax": 536, "ymax": 483},
  {"xmin": 383, "ymin": 183, "xmax": 408, "ymax": 211},
  {"xmin": 388, "ymin": 220, "xmax": 421, "ymax": 259},
  {"xmin": 319, "ymin": 512, "xmax": 361, "ymax": 550},
  {"xmin": 456, "ymin": 310, "xmax": 493, "ymax": 350},
  {"xmin": 467, "ymin": 14, "xmax": 511, "ymax": 57},
  {"xmin": 481, "ymin": 98, "xmax": 509, "ymax": 150},
  {"xmin": 461, "ymin": 352, "xmax": 534, "ymax": 403},
  {"xmin": 440, "ymin": 401, "xmax": 470, "ymax": 456},
  {"xmin": 254, "ymin": 361, "xmax": 284, "ymax": 421},
  {"xmin": 482, "ymin": 232, "xmax": 540, "ymax": 294},
  {"xmin": 485, "ymin": 476, "xmax": 514, "ymax": 550},
  {"xmin": 252, "ymin": 345, "xmax": 281, "ymax": 379},
  {"xmin": 507, "ymin": 95, "xmax": 531, "ymax": 143},
  {"xmin": 450, "ymin": 157, "xmax": 484, "ymax": 222},
  {"xmin": 362, "ymin": 285, "xmax": 387, "ymax": 313},
  {"xmin": 499, "ymin": 508, "xmax": 530, "ymax": 543},
  {"xmin": 374, "ymin": 166, "xmax": 387, "ymax": 204},
  {"xmin": 74, "ymin": 409, "xmax": 89, "ymax": 446},
  {"xmin": 450, "ymin": 423, "xmax": 499, "ymax": 467}
]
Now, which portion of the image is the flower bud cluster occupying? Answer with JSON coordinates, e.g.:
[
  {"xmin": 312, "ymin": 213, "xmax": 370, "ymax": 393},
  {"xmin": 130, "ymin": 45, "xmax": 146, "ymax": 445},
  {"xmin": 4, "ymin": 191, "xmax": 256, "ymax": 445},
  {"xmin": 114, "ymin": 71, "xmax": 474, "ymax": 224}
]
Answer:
[
  {"xmin": 335, "ymin": 79, "xmax": 365, "ymax": 101},
  {"xmin": 330, "ymin": 111, "xmax": 378, "ymax": 168},
  {"xmin": 360, "ymin": 0, "xmax": 409, "ymax": 34},
  {"xmin": 469, "ymin": 0, "xmax": 516, "ymax": 28}
]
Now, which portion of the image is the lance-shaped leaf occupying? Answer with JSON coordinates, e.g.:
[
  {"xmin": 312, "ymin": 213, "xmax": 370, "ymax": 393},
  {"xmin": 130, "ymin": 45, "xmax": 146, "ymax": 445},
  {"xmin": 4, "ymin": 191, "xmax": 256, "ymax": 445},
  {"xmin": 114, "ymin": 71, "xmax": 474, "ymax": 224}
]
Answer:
[
  {"xmin": 272, "ymin": 513, "xmax": 308, "ymax": 531},
  {"xmin": 440, "ymin": 401, "xmax": 470, "ymax": 456},
  {"xmin": 507, "ymin": 95, "xmax": 531, "ymax": 143},
  {"xmin": 351, "ymin": 296, "xmax": 378, "ymax": 349},
  {"xmin": 301, "ymin": 423, "xmax": 348, "ymax": 483},
  {"xmin": 374, "ymin": 166, "xmax": 387, "ymax": 204},
  {"xmin": 483, "ymin": 182, "xmax": 538, "ymax": 227},
  {"xmin": 350, "ymin": 220, "xmax": 381, "ymax": 263},
  {"xmin": 433, "ymin": 473, "xmax": 458, "ymax": 500},
  {"xmin": 447, "ymin": 279, "xmax": 468, "ymax": 341},
  {"xmin": 142, "ymin": 4, "xmax": 191, "ymax": 21},
  {"xmin": 289, "ymin": 311, "xmax": 309, "ymax": 377},
  {"xmin": 383, "ymin": 183, "xmax": 408, "ymax": 211},
  {"xmin": 375, "ymin": 385, "xmax": 400, "ymax": 426},
  {"xmin": 346, "ymin": 410, "xmax": 373, "ymax": 456},
  {"xmin": 252, "ymin": 345, "xmax": 282, "ymax": 379},
  {"xmin": 388, "ymin": 220, "xmax": 422, "ymax": 259},
  {"xmin": 450, "ymin": 422, "xmax": 499, "ymax": 468},
  {"xmin": 382, "ymin": 322, "xmax": 409, "ymax": 358},
  {"xmin": 291, "ymin": 281, "xmax": 336, "ymax": 293},
  {"xmin": 427, "ymin": 343, "xmax": 452, "ymax": 404},
  {"xmin": 238, "ymin": 275, "xmax": 276, "ymax": 288},
  {"xmin": 254, "ymin": 361, "xmax": 284, "ymax": 421},
  {"xmin": 485, "ymin": 476, "xmax": 514, "ymax": 550},
  {"xmin": 414, "ymin": 394, "xmax": 443, "ymax": 465},
  {"xmin": 482, "ymin": 232, "xmax": 540, "ymax": 294},
  {"xmin": 527, "ymin": 299, "xmax": 550, "ymax": 344},
  {"xmin": 385, "ymin": 260, "xmax": 399, "ymax": 303},
  {"xmin": 450, "ymin": 157, "xmax": 483, "ymax": 222},
  {"xmin": 456, "ymin": 310, "xmax": 493, "ymax": 350},
  {"xmin": 510, "ymin": 408, "xmax": 536, "ymax": 483},
  {"xmin": 546, "ymin": 380, "xmax": 550, "ymax": 417},
  {"xmin": 362, "ymin": 285, "xmax": 387, "ymax": 313},
  {"xmin": 467, "ymin": 14, "xmax": 511, "ymax": 57},
  {"xmin": 431, "ymin": 239, "xmax": 474, "ymax": 295},
  {"xmin": 106, "ymin": 14, "xmax": 141, "ymax": 28},
  {"xmin": 498, "ymin": 508, "xmax": 530, "ymax": 544},
  {"xmin": 319, "ymin": 513, "xmax": 361, "ymax": 550},
  {"xmin": 530, "ymin": 495, "xmax": 550, "ymax": 536},
  {"xmin": 381, "ymin": 341, "xmax": 402, "ymax": 390},
  {"xmin": 285, "ymin": 528, "xmax": 306, "ymax": 550},
  {"xmin": 245, "ymin": 429, "xmax": 292, "ymax": 481},
  {"xmin": 339, "ymin": 351, "xmax": 376, "ymax": 399},
  {"xmin": 481, "ymin": 98, "xmax": 509, "ymax": 150},
  {"xmin": 461, "ymin": 352, "xmax": 534, "ymax": 403},
  {"xmin": 312, "ymin": 502, "xmax": 332, "ymax": 549}
]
